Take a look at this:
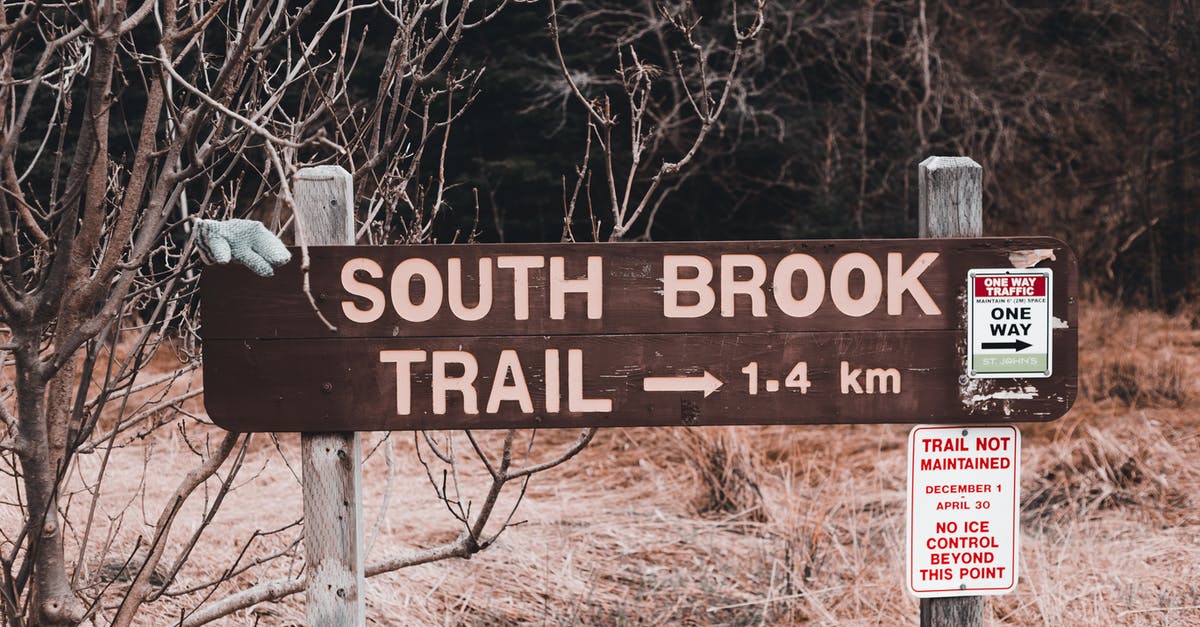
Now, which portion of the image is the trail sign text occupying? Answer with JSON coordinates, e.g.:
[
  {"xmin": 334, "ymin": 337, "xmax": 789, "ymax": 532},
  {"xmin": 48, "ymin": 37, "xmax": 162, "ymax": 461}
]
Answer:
[
  {"xmin": 907, "ymin": 425, "xmax": 1021, "ymax": 598},
  {"xmin": 200, "ymin": 238, "xmax": 1077, "ymax": 431}
]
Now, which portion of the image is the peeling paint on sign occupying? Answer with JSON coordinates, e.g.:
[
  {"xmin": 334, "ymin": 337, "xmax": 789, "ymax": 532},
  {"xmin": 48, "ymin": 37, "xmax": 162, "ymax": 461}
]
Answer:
[{"xmin": 1008, "ymin": 249, "xmax": 1056, "ymax": 269}]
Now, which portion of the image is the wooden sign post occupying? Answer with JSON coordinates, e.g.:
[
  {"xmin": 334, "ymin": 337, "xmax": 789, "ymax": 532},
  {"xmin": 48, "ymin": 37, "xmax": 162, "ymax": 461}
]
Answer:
[
  {"xmin": 198, "ymin": 158, "xmax": 1073, "ymax": 623},
  {"xmin": 292, "ymin": 166, "xmax": 366, "ymax": 627},
  {"xmin": 918, "ymin": 156, "xmax": 984, "ymax": 627}
]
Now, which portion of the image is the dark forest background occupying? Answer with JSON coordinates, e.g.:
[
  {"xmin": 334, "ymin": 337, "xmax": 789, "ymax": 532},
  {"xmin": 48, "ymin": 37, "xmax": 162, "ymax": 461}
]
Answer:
[
  {"xmin": 431, "ymin": 0, "xmax": 1198, "ymax": 310},
  {"xmin": 24, "ymin": 0, "xmax": 1198, "ymax": 309}
]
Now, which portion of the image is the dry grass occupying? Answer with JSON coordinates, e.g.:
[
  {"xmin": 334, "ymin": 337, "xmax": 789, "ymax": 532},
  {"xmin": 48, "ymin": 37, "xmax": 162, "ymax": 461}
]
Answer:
[
  {"xmin": 8, "ymin": 299, "xmax": 1200, "ymax": 625},
  {"xmin": 1078, "ymin": 299, "xmax": 1199, "ymax": 408}
]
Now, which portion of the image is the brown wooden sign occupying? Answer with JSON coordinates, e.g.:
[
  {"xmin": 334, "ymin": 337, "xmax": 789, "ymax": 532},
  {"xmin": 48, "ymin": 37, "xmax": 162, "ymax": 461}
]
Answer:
[{"xmin": 200, "ymin": 237, "xmax": 1078, "ymax": 431}]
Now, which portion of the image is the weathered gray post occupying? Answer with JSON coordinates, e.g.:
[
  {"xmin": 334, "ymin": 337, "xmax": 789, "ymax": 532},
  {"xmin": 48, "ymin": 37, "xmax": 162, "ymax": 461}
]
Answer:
[
  {"xmin": 918, "ymin": 156, "xmax": 985, "ymax": 627},
  {"xmin": 293, "ymin": 166, "xmax": 366, "ymax": 626}
]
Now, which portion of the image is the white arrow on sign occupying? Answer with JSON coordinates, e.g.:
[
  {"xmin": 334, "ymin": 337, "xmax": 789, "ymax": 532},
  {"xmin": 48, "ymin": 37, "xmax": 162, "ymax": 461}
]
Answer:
[{"xmin": 642, "ymin": 371, "xmax": 724, "ymax": 397}]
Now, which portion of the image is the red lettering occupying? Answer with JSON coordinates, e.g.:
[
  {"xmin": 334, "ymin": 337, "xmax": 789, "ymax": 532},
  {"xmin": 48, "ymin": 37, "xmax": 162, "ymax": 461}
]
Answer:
[{"xmin": 975, "ymin": 275, "xmax": 1046, "ymax": 297}]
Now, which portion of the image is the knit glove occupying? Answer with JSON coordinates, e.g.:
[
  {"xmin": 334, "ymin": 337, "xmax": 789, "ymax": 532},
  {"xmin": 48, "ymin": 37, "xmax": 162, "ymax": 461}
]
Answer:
[{"xmin": 196, "ymin": 219, "xmax": 292, "ymax": 276}]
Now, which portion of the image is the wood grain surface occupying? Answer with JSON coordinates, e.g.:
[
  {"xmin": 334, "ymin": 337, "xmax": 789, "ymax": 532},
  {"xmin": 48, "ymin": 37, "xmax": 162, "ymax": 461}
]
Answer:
[{"xmin": 200, "ymin": 237, "xmax": 1078, "ymax": 431}]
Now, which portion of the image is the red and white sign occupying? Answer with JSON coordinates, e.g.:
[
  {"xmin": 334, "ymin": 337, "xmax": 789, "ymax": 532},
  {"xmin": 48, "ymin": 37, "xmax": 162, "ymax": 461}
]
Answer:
[
  {"xmin": 967, "ymin": 268, "xmax": 1053, "ymax": 378},
  {"xmin": 906, "ymin": 425, "xmax": 1020, "ymax": 598}
]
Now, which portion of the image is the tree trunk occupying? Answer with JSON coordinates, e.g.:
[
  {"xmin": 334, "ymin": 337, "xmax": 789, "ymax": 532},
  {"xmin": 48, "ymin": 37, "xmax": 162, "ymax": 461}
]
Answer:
[{"xmin": 14, "ymin": 341, "xmax": 83, "ymax": 625}]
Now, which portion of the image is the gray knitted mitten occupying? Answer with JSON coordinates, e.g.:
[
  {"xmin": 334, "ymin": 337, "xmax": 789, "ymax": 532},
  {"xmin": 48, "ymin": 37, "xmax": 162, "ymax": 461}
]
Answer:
[{"xmin": 196, "ymin": 219, "xmax": 292, "ymax": 276}]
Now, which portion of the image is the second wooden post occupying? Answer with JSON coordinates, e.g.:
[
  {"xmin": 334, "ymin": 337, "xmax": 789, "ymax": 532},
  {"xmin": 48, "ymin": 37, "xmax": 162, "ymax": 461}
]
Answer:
[{"xmin": 918, "ymin": 155, "xmax": 985, "ymax": 627}]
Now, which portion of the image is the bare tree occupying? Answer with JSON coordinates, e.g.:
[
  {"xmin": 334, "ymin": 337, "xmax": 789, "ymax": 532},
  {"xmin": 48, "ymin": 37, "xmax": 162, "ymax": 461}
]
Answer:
[
  {"xmin": 0, "ymin": 0, "xmax": 527, "ymax": 624},
  {"xmin": 548, "ymin": 0, "xmax": 765, "ymax": 242}
]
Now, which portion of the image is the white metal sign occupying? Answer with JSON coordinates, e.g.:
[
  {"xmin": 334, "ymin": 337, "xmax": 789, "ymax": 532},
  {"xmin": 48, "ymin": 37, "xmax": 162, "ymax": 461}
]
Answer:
[
  {"xmin": 906, "ymin": 425, "xmax": 1020, "ymax": 598},
  {"xmin": 967, "ymin": 268, "xmax": 1052, "ymax": 378}
]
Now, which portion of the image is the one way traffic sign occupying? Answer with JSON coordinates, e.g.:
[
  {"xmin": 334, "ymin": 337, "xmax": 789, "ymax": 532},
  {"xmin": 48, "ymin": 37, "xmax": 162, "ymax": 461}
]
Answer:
[{"xmin": 968, "ymin": 268, "xmax": 1053, "ymax": 378}]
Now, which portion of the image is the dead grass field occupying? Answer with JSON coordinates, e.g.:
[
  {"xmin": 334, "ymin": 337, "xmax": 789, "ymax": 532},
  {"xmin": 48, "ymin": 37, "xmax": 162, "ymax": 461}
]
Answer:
[{"xmin": 7, "ymin": 299, "xmax": 1200, "ymax": 625}]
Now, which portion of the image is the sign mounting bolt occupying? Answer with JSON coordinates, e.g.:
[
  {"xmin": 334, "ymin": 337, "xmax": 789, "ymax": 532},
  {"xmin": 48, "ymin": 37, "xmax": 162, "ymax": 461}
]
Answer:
[{"xmin": 321, "ymin": 382, "xmax": 333, "ymax": 393}]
